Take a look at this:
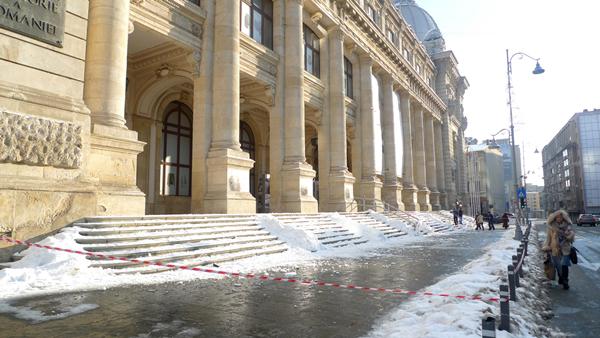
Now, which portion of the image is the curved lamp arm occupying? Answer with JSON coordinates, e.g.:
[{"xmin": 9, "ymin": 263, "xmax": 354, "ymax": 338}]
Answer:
[{"xmin": 509, "ymin": 52, "xmax": 543, "ymax": 74}]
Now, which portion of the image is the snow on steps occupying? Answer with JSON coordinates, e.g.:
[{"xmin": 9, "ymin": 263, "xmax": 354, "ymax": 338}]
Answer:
[{"xmin": 339, "ymin": 212, "xmax": 407, "ymax": 238}]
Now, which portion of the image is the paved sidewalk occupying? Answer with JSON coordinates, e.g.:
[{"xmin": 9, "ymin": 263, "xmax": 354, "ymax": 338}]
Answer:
[
  {"xmin": 0, "ymin": 231, "xmax": 503, "ymax": 338},
  {"xmin": 539, "ymin": 223, "xmax": 600, "ymax": 337}
]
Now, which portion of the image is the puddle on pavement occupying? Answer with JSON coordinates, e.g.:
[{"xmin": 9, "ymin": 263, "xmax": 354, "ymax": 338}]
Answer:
[{"xmin": 0, "ymin": 293, "xmax": 98, "ymax": 323}]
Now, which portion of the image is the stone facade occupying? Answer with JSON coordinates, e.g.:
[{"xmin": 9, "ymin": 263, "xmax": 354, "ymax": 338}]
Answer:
[{"xmin": 0, "ymin": 0, "xmax": 468, "ymax": 249}]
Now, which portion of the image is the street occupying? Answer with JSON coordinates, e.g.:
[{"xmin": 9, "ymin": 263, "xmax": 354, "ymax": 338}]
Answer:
[
  {"xmin": 539, "ymin": 222, "xmax": 600, "ymax": 338},
  {"xmin": 0, "ymin": 231, "xmax": 503, "ymax": 338}
]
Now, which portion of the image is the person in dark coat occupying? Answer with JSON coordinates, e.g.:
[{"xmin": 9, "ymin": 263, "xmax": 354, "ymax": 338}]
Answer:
[
  {"xmin": 487, "ymin": 211, "xmax": 495, "ymax": 230},
  {"xmin": 501, "ymin": 213, "xmax": 510, "ymax": 229},
  {"xmin": 452, "ymin": 208, "xmax": 459, "ymax": 226},
  {"xmin": 458, "ymin": 208, "xmax": 464, "ymax": 225}
]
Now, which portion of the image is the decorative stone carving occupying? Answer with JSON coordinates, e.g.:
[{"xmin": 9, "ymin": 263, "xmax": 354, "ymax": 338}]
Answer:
[{"xmin": 0, "ymin": 110, "xmax": 82, "ymax": 169}]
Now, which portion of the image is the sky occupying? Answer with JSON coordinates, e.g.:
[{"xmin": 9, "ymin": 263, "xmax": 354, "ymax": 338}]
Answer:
[{"xmin": 416, "ymin": 0, "xmax": 600, "ymax": 185}]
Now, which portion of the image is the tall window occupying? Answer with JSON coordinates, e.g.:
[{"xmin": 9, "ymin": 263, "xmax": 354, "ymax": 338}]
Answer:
[
  {"xmin": 366, "ymin": 4, "xmax": 378, "ymax": 24},
  {"xmin": 160, "ymin": 102, "xmax": 192, "ymax": 196},
  {"xmin": 344, "ymin": 57, "xmax": 353, "ymax": 98},
  {"xmin": 240, "ymin": 0, "xmax": 273, "ymax": 49},
  {"xmin": 303, "ymin": 25, "xmax": 320, "ymax": 77},
  {"xmin": 240, "ymin": 122, "xmax": 256, "ymax": 197}
]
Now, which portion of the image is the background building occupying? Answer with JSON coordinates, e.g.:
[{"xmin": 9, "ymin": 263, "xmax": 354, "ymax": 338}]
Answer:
[
  {"xmin": 543, "ymin": 109, "xmax": 600, "ymax": 218},
  {"xmin": 466, "ymin": 144, "xmax": 505, "ymax": 215},
  {"xmin": 487, "ymin": 138, "xmax": 522, "ymax": 213}
]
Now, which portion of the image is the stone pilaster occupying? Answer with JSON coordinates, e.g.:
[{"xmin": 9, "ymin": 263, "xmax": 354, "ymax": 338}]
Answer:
[
  {"xmin": 279, "ymin": 0, "xmax": 318, "ymax": 213},
  {"xmin": 442, "ymin": 112, "xmax": 456, "ymax": 206},
  {"xmin": 412, "ymin": 104, "xmax": 431, "ymax": 211},
  {"xmin": 424, "ymin": 113, "xmax": 440, "ymax": 210},
  {"xmin": 381, "ymin": 75, "xmax": 403, "ymax": 210},
  {"xmin": 434, "ymin": 120, "xmax": 447, "ymax": 209},
  {"xmin": 84, "ymin": 0, "xmax": 145, "ymax": 215},
  {"xmin": 203, "ymin": 0, "xmax": 255, "ymax": 213},
  {"xmin": 400, "ymin": 92, "xmax": 418, "ymax": 211},
  {"xmin": 325, "ymin": 27, "xmax": 355, "ymax": 212}
]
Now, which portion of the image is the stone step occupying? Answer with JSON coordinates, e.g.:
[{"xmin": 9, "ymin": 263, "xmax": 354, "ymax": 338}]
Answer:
[
  {"xmin": 317, "ymin": 231, "xmax": 355, "ymax": 241},
  {"xmin": 86, "ymin": 235, "xmax": 280, "ymax": 260},
  {"xmin": 76, "ymin": 225, "xmax": 264, "ymax": 244},
  {"xmin": 113, "ymin": 245, "xmax": 289, "ymax": 275},
  {"xmin": 92, "ymin": 240, "xmax": 286, "ymax": 269},
  {"xmin": 75, "ymin": 217, "xmax": 258, "ymax": 229},
  {"xmin": 82, "ymin": 230, "xmax": 271, "ymax": 252},
  {"xmin": 322, "ymin": 235, "xmax": 363, "ymax": 246},
  {"xmin": 77, "ymin": 220, "xmax": 260, "ymax": 236},
  {"xmin": 332, "ymin": 238, "xmax": 369, "ymax": 248},
  {"xmin": 84, "ymin": 214, "xmax": 256, "ymax": 223}
]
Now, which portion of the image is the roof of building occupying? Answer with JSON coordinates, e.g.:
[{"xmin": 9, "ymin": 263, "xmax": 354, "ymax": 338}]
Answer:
[{"xmin": 394, "ymin": 0, "xmax": 443, "ymax": 43}]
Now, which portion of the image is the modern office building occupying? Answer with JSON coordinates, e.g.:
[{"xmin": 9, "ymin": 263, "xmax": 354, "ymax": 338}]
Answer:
[
  {"xmin": 0, "ymin": 0, "xmax": 469, "ymax": 246},
  {"xmin": 543, "ymin": 109, "xmax": 600, "ymax": 217},
  {"xmin": 482, "ymin": 138, "xmax": 522, "ymax": 212},
  {"xmin": 466, "ymin": 144, "xmax": 505, "ymax": 215}
]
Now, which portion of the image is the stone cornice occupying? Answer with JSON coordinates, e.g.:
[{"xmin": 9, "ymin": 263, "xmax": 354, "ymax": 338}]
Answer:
[{"xmin": 128, "ymin": 45, "xmax": 190, "ymax": 72}]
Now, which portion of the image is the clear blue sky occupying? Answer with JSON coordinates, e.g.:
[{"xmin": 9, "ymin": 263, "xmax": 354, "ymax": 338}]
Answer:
[{"xmin": 417, "ymin": 0, "xmax": 600, "ymax": 185}]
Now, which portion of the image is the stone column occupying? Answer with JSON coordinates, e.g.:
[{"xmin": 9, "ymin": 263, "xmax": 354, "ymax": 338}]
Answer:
[
  {"xmin": 434, "ymin": 120, "xmax": 447, "ymax": 209},
  {"xmin": 381, "ymin": 75, "xmax": 403, "ymax": 210},
  {"xmin": 457, "ymin": 128, "xmax": 468, "ymax": 207},
  {"xmin": 357, "ymin": 53, "xmax": 383, "ymax": 210},
  {"xmin": 412, "ymin": 104, "xmax": 431, "ymax": 211},
  {"xmin": 279, "ymin": 0, "xmax": 318, "ymax": 213},
  {"xmin": 84, "ymin": 0, "xmax": 130, "ymax": 127},
  {"xmin": 204, "ymin": 0, "xmax": 255, "ymax": 213},
  {"xmin": 442, "ymin": 113, "xmax": 456, "ymax": 206},
  {"xmin": 400, "ymin": 92, "xmax": 418, "ymax": 210},
  {"xmin": 424, "ymin": 113, "xmax": 440, "ymax": 210},
  {"xmin": 326, "ymin": 27, "xmax": 355, "ymax": 212}
]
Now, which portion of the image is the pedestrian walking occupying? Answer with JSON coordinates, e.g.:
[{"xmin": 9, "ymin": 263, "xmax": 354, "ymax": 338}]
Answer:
[
  {"xmin": 543, "ymin": 210, "xmax": 575, "ymax": 290},
  {"xmin": 475, "ymin": 213, "xmax": 484, "ymax": 230},
  {"xmin": 458, "ymin": 208, "xmax": 464, "ymax": 225},
  {"xmin": 501, "ymin": 213, "xmax": 509, "ymax": 230},
  {"xmin": 452, "ymin": 208, "xmax": 459, "ymax": 226},
  {"xmin": 487, "ymin": 211, "xmax": 495, "ymax": 230}
]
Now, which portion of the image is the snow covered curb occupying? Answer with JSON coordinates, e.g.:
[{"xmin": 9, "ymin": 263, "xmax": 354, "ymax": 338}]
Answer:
[{"xmin": 366, "ymin": 225, "xmax": 552, "ymax": 338}]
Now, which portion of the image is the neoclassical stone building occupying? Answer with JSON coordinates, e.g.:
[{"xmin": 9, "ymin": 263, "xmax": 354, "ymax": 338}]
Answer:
[{"xmin": 0, "ymin": 0, "xmax": 468, "ymax": 243}]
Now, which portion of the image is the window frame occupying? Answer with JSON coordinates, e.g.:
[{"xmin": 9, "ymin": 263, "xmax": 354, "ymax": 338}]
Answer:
[
  {"xmin": 240, "ymin": 0, "xmax": 274, "ymax": 49},
  {"xmin": 343, "ymin": 56, "xmax": 353, "ymax": 99},
  {"xmin": 303, "ymin": 24, "xmax": 321, "ymax": 78},
  {"xmin": 161, "ymin": 102, "xmax": 193, "ymax": 197}
]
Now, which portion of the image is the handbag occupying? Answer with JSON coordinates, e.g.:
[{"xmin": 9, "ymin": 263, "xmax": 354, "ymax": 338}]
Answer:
[
  {"xmin": 544, "ymin": 253, "xmax": 555, "ymax": 280},
  {"xmin": 569, "ymin": 247, "xmax": 578, "ymax": 264}
]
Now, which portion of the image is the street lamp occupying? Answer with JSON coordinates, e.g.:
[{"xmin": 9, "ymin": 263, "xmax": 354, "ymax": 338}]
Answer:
[{"xmin": 506, "ymin": 49, "xmax": 545, "ymax": 226}]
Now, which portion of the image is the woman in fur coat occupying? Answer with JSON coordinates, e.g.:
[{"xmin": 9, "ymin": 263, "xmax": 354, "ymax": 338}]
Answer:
[{"xmin": 543, "ymin": 210, "xmax": 575, "ymax": 290}]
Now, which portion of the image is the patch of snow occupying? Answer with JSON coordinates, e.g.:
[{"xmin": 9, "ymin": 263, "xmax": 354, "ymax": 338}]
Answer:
[
  {"xmin": 0, "ymin": 302, "xmax": 98, "ymax": 324},
  {"xmin": 330, "ymin": 213, "xmax": 387, "ymax": 242},
  {"xmin": 366, "ymin": 228, "xmax": 545, "ymax": 338},
  {"xmin": 257, "ymin": 214, "xmax": 323, "ymax": 252}
]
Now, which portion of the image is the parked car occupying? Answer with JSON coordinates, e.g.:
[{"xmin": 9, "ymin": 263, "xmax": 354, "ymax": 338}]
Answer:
[{"xmin": 577, "ymin": 214, "xmax": 597, "ymax": 226}]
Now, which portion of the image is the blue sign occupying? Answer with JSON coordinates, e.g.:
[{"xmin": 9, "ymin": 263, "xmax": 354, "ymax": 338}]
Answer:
[{"xmin": 517, "ymin": 187, "xmax": 527, "ymax": 199}]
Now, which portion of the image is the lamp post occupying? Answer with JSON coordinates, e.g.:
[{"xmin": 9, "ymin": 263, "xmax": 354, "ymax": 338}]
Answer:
[{"xmin": 506, "ymin": 49, "xmax": 544, "ymax": 226}]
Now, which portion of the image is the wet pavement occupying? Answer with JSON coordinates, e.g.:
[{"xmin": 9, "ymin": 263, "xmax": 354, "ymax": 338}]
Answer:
[
  {"xmin": 0, "ymin": 230, "xmax": 504, "ymax": 338},
  {"xmin": 539, "ymin": 222, "xmax": 600, "ymax": 338}
]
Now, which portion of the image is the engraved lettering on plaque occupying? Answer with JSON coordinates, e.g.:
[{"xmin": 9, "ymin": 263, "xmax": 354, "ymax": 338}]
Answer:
[{"xmin": 0, "ymin": 0, "xmax": 66, "ymax": 47}]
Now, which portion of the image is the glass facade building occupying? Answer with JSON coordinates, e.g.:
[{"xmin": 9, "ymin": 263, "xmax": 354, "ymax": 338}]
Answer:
[{"xmin": 579, "ymin": 113, "xmax": 600, "ymax": 213}]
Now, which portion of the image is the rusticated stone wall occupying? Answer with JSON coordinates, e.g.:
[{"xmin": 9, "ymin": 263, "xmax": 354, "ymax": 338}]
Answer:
[{"xmin": 0, "ymin": 110, "xmax": 83, "ymax": 169}]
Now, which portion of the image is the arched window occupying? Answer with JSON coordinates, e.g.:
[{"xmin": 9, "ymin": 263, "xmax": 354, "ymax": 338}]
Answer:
[
  {"xmin": 160, "ymin": 102, "xmax": 192, "ymax": 196},
  {"xmin": 240, "ymin": 121, "xmax": 256, "ymax": 196}
]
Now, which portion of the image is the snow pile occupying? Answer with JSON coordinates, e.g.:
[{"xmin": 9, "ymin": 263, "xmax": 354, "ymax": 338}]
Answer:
[
  {"xmin": 367, "ymin": 227, "xmax": 548, "ymax": 338},
  {"xmin": 0, "ymin": 302, "xmax": 98, "ymax": 324},
  {"xmin": 367, "ymin": 211, "xmax": 417, "ymax": 235},
  {"xmin": 330, "ymin": 213, "xmax": 387, "ymax": 242},
  {"xmin": 257, "ymin": 214, "xmax": 323, "ymax": 252}
]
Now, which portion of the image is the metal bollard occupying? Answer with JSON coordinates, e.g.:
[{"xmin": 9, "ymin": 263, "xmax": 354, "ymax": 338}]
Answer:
[
  {"xmin": 499, "ymin": 285, "xmax": 511, "ymax": 332},
  {"xmin": 517, "ymin": 248, "xmax": 524, "ymax": 278},
  {"xmin": 508, "ymin": 265, "xmax": 517, "ymax": 301},
  {"xmin": 512, "ymin": 255, "xmax": 520, "ymax": 287},
  {"xmin": 523, "ymin": 240, "xmax": 529, "ymax": 256},
  {"xmin": 481, "ymin": 316, "xmax": 497, "ymax": 338}
]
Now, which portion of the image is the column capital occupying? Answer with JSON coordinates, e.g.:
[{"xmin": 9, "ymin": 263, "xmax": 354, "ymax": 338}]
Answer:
[
  {"xmin": 358, "ymin": 51, "xmax": 373, "ymax": 66},
  {"xmin": 328, "ymin": 26, "xmax": 345, "ymax": 42}
]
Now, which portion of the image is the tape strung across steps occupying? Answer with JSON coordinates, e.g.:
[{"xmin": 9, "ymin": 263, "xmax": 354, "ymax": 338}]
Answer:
[{"xmin": 1, "ymin": 236, "xmax": 507, "ymax": 303}]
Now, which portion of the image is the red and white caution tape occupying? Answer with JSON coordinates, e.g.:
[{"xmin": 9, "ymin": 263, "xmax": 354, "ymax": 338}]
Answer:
[{"xmin": 1, "ymin": 236, "xmax": 506, "ymax": 303}]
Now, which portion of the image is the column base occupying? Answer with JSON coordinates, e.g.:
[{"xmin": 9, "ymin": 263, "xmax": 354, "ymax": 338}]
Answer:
[
  {"xmin": 357, "ymin": 177, "xmax": 383, "ymax": 211},
  {"xmin": 430, "ymin": 190, "xmax": 441, "ymax": 211},
  {"xmin": 280, "ymin": 161, "xmax": 318, "ymax": 213},
  {"xmin": 325, "ymin": 170, "xmax": 356, "ymax": 212},
  {"xmin": 417, "ymin": 187, "xmax": 432, "ymax": 211},
  {"xmin": 383, "ymin": 184, "xmax": 404, "ymax": 211},
  {"xmin": 402, "ymin": 185, "xmax": 419, "ymax": 211},
  {"xmin": 439, "ymin": 192, "xmax": 448, "ymax": 210},
  {"xmin": 203, "ymin": 148, "xmax": 256, "ymax": 214}
]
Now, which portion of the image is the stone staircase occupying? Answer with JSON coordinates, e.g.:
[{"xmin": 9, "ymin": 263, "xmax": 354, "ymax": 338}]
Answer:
[
  {"xmin": 340, "ymin": 212, "xmax": 407, "ymax": 238},
  {"xmin": 272, "ymin": 213, "xmax": 368, "ymax": 248},
  {"xmin": 384, "ymin": 211, "xmax": 422, "ymax": 229},
  {"xmin": 73, "ymin": 214, "xmax": 288, "ymax": 274},
  {"xmin": 409, "ymin": 212, "xmax": 453, "ymax": 233}
]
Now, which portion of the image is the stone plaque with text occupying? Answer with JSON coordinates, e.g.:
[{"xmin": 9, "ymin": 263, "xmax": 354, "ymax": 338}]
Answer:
[{"xmin": 0, "ymin": 0, "xmax": 66, "ymax": 47}]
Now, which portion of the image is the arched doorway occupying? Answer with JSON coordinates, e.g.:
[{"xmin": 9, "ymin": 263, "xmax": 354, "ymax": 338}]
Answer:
[
  {"xmin": 240, "ymin": 121, "xmax": 256, "ymax": 197},
  {"xmin": 160, "ymin": 101, "xmax": 192, "ymax": 197}
]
